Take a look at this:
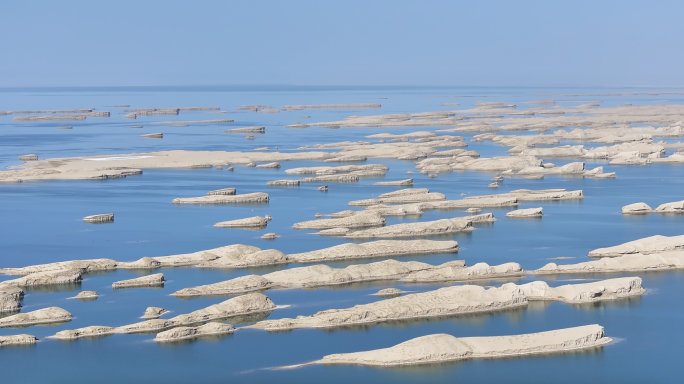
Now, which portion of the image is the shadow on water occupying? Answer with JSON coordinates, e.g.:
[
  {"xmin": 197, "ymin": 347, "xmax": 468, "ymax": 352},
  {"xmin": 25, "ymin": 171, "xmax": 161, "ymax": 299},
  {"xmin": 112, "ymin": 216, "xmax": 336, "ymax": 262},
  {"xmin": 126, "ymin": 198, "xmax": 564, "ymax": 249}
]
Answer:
[
  {"xmin": 4, "ymin": 320, "xmax": 72, "ymax": 329},
  {"xmin": 24, "ymin": 283, "xmax": 82, "ymax": 294},
  {"xmin": 156, "ymin": 332, "xmax": 233, "ymax": 347}
]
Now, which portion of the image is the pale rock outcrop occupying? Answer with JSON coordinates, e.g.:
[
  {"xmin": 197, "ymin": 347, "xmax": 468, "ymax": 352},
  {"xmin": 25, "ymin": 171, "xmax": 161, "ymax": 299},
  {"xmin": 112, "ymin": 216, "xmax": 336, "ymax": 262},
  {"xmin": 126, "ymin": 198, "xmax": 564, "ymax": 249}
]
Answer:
[
  {"xmin": 505, "ymin": 208, "xmax": 543, "ymax": 218},
  {"xmin": 290, "ymin": 325, "xmax": 610, "ymax": 367},
  {"xmin": 488, "ymin": 182, "xmax": 499, "ymax": 188},
  {"xmin": 154, "ymin": 322, "xmax": 235, "ymax": 342},
  {"xmin": 74, "ymin": 291, "xmax": 99, "ymax": 299},
  {"xmin": 50, "ymin": 326, "xmax": 115, "ymax": 340},
  {"xmin": 207, "ymin": 188, "xmax": 236, "ymax": 195},
  {"xmin": 266, "ymin": 180, "xmax": 300, "ymax": 186},
  {"xmin": 256, "ymin": 162, "xmax": 280, "ymax": 168},
  {"xmin": 510, "ymin": 277, "xmax": 645, "ymax": 303},
  {"xmin": 172, "ymin": 192, "xmax": 269, "ymax": 204},
  {"xmin": 293, "ymin": 213, "xmax": 386, "ymax": 230},
  {"xmin": 0, "ymin": 307, "xmax": 72, "ymax": 327},
  {"xmin": 324, "ymin": 155, "xmax": 368, "ymax": 162},
  {"xmin": 142, "ymin": 307, "xmax": 170, "ymax": 319},
  {"xmin": 466, "ymin": 208, "xmax": 482, "ymax": 213},
  {"xmin": 0, "ymin": 259, "xmax": 119, "ymax": 276},
  {"xmin": 247, "ymin": 285, "xmax": 526, "ymax": 331},
  {"xmin": 314, "ymin": 228, "xmax": 352, "ymax": 236},
  {"xmin": 253, "ymin": 147, "xmax": 270, "ymax": 151},
  {"xmin": 373, "ymin": 288, "xmax": 405, "ymax": 297},
  {"xmin": 112, "ymin": 273, "xmax": 165, "ymax": 288},
  {"xmin": 285, "ymin": 164, "xmax": 389, "ymax": 175},
  {"xmin": 289, "ymin": 240, "xmax": 460, "ymax": 263},
  {"xmin": 348, "ymin": 191, "xmax": 446, "ymax": 206},
  {"xmin": 141, "ymin": 133, "xmax": 163, "ymax": 139},
  {"xmin": 654, "ymin": 201, "xmax": 684, "ymax": 213},
  {"xmin": 0, "ymin": 334, "xmax": 38, "ymax": 347},
  {"xmin": 198, "ymin": 249, "xmax": 289, "ymax": 268},
  {"xmin": 317, "ymin": 186, "xmax": 328, "ymax": 191},
  {"xmin": 531, "ymin": 252, "xmax": 684, "ymax": 274},
  {"xmin": 300, "ymin": 175, "xmax": 360, "ymax": 183},
  {"xmin": 401, "ymin": 262, "xmax": 522, "ymax": 283},
  {"xmin": 83, "ymin": 213, "xmax": 114, "ymax": 223},
  {"xmin": 213, "ymin": 216, "xmax": 268, "ymax": 228},
  {"xmin": 172, "ymin": 275, "xmax": 273, "ymax": 297},
  {"xmin": 343, "ymin": 216, "xmax": 487, "ymax": 239},
  {"xmin": 261, "ymin": 233, "xmax": 280, "ymax": 239},
  {"xmin": 19, "ymin": 154, "xmax": 39, "ymax": 161},
  {"xmin": 621, "ymin": 203, "xmax": 653, "ymax": 214},
  {"xmin": 115, "ymin": 293, "xmax": 276, "ymax": 334},
  {"xmin": 464, "ymin": 189, "xmax": 583, "ymax": 202},
  {"xmin": 373, "ymin": 179, "xmax": 413, "ymax": 186},
  {"xmin": 588, "ymin": 235, "xmax": 684, "ymax": 258},
  {"xmin": 0, "ymin": 268, "xmax": 82, "ymax": 287},
  {"xmin": 150, "ymin": 244, "xmax": 262, "ymax": 268},
  {"xmin": 224, "ymin": 126, "xmax": 265, "ymax": 133},
  {"xmin": 0, "ymin": 286, "xmax": 23, "ymax": 312}
]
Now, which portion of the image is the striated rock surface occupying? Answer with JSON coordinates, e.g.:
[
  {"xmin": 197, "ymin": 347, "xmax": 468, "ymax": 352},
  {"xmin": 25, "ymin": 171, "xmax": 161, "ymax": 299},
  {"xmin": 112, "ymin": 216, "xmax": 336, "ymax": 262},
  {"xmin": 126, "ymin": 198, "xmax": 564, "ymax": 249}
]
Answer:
[
  {"xmin": 143, "ymin": 307, "xmax": 169, "ymax": 319},
  {"xmin": 531, "ymin": 252, "xmax": 684, "ymax": 274},
  {"xmin": 401, "ymin": 262, "xmax": 522, "ymax": 283},
  {"xmin": 588, "ymin": 235, "xmax": 684, "ymax": 258},
  {"xmin": 343, "ymin": 216, "xmax": 486, "ymax": 239},
  {"xmin": 373, "ymin": 179, "xmax": 413, "ymax": 186},
  {"xmin": 198, "ymin": 249, "xmax": 289, "ymax": 269},
  {"xmin": 51, "ymin": 326, "xmax": 115, "ymax": 340},
  {"xmin": 224, "ymin": 127, "xmax": 265, "ymax": 133},
  {"xmin": 505, "ymin": 208, "xmax": 543, "ymax": 218},
  {"xmin": 293, "ymin": 213, "xmax": 385, "ymax": 230},
  {"xmin": 0, "ymin": 269, "xmax": 82, "ymax": 287},
  {"xmin": 154, "ymin": 322, "xmax": 235, "ymax": 342},
  {"xmin": 511, "ymin": 277, "xmax": 645, "ymax": 303},
  {"xmin": 83, "ymin": 213, "xmax": 114, "ymax": 223},
  {"xmin": 654, "ymin": 200, "xmax": 684, "ymax": 213},
  {"xmin": 373, "ymin": 288, "xmax": 405, "ymax": 297},
  {"xmin": 172, "ymin": 192, "xmax": 269, "ymax": 204},
  {"xmin": 0, "ymin": 334, "xmax": 38, "ymax": 347},
  {"xmin": 213, "ymin": 216, "xmax": 268, "ymax": 228},
  {"xmin": 0, "ymin": 287, "xmax": 23, "ymax": 313},
  {"xmin": 172, "ymin": 275, "xmax": 273, "ymax": 297},
  {"xmin": 112, "ymin": 273, "xmax": 165, "ymax": 288},
  {"xmin": 289, "ymin": 240, "xmax": 460, "ymax": 263},
  {"xmin": 621, "ymin": 203, "xmax": 653, "ymax": 214},
  {"xmin": 266, "ymin": 180, "xmax": 300, "ymax": 186},
  {"xmin": 0, "ymin": 307, "xmax": 72, "ymax": 327},
  {"xmin": 74, "ymin": 291, "xmax": 99, "ymax": 299},
  {"xmin": 290, "ymin": 325, "xmax": 610, "ymax": 367},
  {"xmin": 300, "ymin": 174, "xmax": 360, "ymax": 183},
  {"xmin": 247, "ymin": 285, "xmax": 527, "ymax": 331},
  {"xmin": 115, "ymin": 293, "xmax": 276, "ymax": 334},
  {"xmin": 207, "ymin": 188, "xmax": 236, "ymax": 195},
  {"xmin": 256, "ymin": 162, "xmax": 280, "ymax": 168},
  {"xmin": 0, "ymin": 259, "xmax": 119, "ymax": 277}
]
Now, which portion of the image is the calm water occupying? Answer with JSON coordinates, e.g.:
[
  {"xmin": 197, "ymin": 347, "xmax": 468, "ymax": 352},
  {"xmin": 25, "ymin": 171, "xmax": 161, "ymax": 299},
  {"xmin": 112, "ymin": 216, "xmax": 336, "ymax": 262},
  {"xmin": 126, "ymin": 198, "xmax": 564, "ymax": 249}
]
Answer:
[{"xmin": 1, "ymin": 86, "xmax": 684, "ymax": 383}]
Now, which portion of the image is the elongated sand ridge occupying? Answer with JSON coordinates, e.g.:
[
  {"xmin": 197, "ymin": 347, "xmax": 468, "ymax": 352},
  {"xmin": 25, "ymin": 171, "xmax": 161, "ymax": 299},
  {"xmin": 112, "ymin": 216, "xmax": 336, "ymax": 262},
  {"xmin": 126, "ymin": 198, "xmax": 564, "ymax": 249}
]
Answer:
[
  {"xmin": 83, "ymin": 213, "xmax": 114, "ymax": 223},
  {"xmin": 245, "ymin": 285, "xmax": 527, "ymax": 331},
  {"xmin": 506, "ymin": 207, "xmax": 543, "ymax": 218},
  {"xmin": 281, "ymin": 104, "xmax": 381, "ymax": 110},
  {"xmin": 171, "ymin": 259, "xmax": 523, "ymax": 297},
  {"xmin": 284, "ymin": 325, "xmax": 610, "ymax": 367},
  {"xmin": 0, "ymin": 335, "xmax": 38, "ymax": 348},
  {"xmin": 0, "ymin": 268, "xmax": 82, "ymax": 287},
  {"xmin": 532, "ymin": 252, "xmax": 684, "ymax": 274},
  {"xmin": 621, "ymin": 200, "xmax": 684, "ymax": 214},
  {"xmin": 0, "ymin": 307, "xmax": 72, "ymax": 327},
  {"xmin": 588, "ymin": 235, "xmax": 684, "ymax": 258},
  {"xmin": 154, "ymin": 322, "xmax": 235, "ymax": 342},
  {"xmin": 464, "ymin": 189, "xmax": 584, "ymax": 201},
  {"xmin": 293, "ymin": 212, "xmax": 386, "ymax": 230},
  {"xmin": 513, "ymin": 277, "xmax": 645, "ymax": 303}
]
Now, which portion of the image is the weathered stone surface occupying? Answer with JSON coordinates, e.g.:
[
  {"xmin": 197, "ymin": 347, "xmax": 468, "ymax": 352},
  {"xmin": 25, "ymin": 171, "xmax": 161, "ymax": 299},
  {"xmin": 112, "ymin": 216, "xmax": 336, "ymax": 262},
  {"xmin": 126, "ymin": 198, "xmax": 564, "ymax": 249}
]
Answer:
[
  {"xmin": 293, "ymin": 213, "xmax": 385, "ymax": 230},
  {"xmin": 198, "ymin": 249, "xmax": 289, "ymax": 268},
  {"xmin": 373, "ymin": 179, "xmax": 413, "ymax": 186},
  {"xmin": 207, "ymin": 188, "xmax": 236, "ymax": 196},
  {"xmin": 224, "ymin": 126, "xmax": 265, "ymax": 133},
  {"xmin": 588, "ymin": 235, "xmax": 684, "ymax": 258},
  {"xmin": 247, "ymin": 285, "xmax": 526, "ymax": 331},
  {"xmin": 172, "ymin": 192, "xmax": 269, "ymax": 204},
  {"xmin": 401, "ymin": 262, "xmax": 522, "ymax": 283},
  {"xmin": 154, "ymin": 322, "xmax": 235, "ymax": 342},
  {"xmin": 50, "ymin": 326, "xmax": 115, "ymax": 340},
  {"xmin": 373, "ymin": 288, "xmax": 405, "ymax": 297},
  {"xmin": 0, "ymin": 269, "xmax": 82, "ymax": 287},
  {"xmin": 213, "ymin": 216, "xmax": 268, "ymax": 228},
  {"xmin": 289, "ymin": 325, "xmax": 610, "ymax": 367},
  {"xmin": 141, "ymin": 133, "xmax": 163, "ymax": 139},
  {"xmin": 531, "ymin": 252, "xmax": 684, "ymax": 274},
  {"xmin": 512, "ymin": 277, "xmax": 645, "ymax": 303},
  {"xmin": 0, "ymin": 307, "xmax": 72, "ymax": 327},
  {"xmin": 343, "ymin": 216, "xmax": 485, "ymax": 239},
  {"xmin": 19, "ymin": 154, "xmax": 39, "ymax": 161},
  {"xmin": 505, "ymin": 208, "xmax": 543, "ymax": 218},
  {"xmin": 256, "ymin": 162, "xmax": 280, "ymax": 168},
  {"xmin": 112, "ymin": 273, "xmax": 165, "ymax": 288},
  {"xmin": 74, "ymin": 291, "xmax": 99, "ymax": 299},
  {"xmin": 115, "ymin": 293, "xmax": 276, "ymax": 334},
  {"xmin": 266, "ymin": 180, "xmax": 300, "ymax": 186},
  {"xmin": 621, "ymin": 202, "xmax": 653, "ymax": 214},
  {"xmin": 142, "ymin": 307, "xmax": 169, "ymax": 319},
  {"xmin": 83, "ymin": 213, "xmax": 114, "ymax": 223},
  {"xmin": 260, "ymin": 233, "xmax": 280, "ymax": 239},
  {"xmin": 0, "ymin": 334, "xmax": 38, "ymax": 347},
  {"xmin": 654, "ymin": 200, "xmax": 684, "ymax": 213},
  {"xmin": 172, "ymin": 275, "xmax": 273, "ymax": 297},
  {"xmin": 289, "ymin": 240, "xmax": 460, "ymax": 263}
]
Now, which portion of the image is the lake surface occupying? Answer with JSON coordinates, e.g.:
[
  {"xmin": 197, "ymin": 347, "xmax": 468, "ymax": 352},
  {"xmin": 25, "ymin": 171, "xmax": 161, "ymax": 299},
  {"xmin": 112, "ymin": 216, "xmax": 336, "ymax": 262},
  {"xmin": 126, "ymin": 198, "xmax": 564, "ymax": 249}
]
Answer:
[{"xmin": 1, "ymin": 86, "xmax": 683, "ymax": 383}]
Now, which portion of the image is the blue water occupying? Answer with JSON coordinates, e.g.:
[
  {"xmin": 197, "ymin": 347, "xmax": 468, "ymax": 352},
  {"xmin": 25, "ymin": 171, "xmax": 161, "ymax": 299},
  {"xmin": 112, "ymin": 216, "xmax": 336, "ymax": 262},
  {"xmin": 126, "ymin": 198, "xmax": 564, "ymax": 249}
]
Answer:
[{"xmin": 1, "ymin": 86, "xmax": 684, "ymax": 383}]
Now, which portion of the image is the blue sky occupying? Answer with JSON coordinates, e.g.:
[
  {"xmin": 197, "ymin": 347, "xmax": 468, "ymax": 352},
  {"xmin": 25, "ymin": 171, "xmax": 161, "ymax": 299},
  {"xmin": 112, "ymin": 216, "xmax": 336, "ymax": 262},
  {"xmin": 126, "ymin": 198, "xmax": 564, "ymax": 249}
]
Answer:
[{"xmin": 2, "ymin": 0, "xmax": 682, "ymax": 87}]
